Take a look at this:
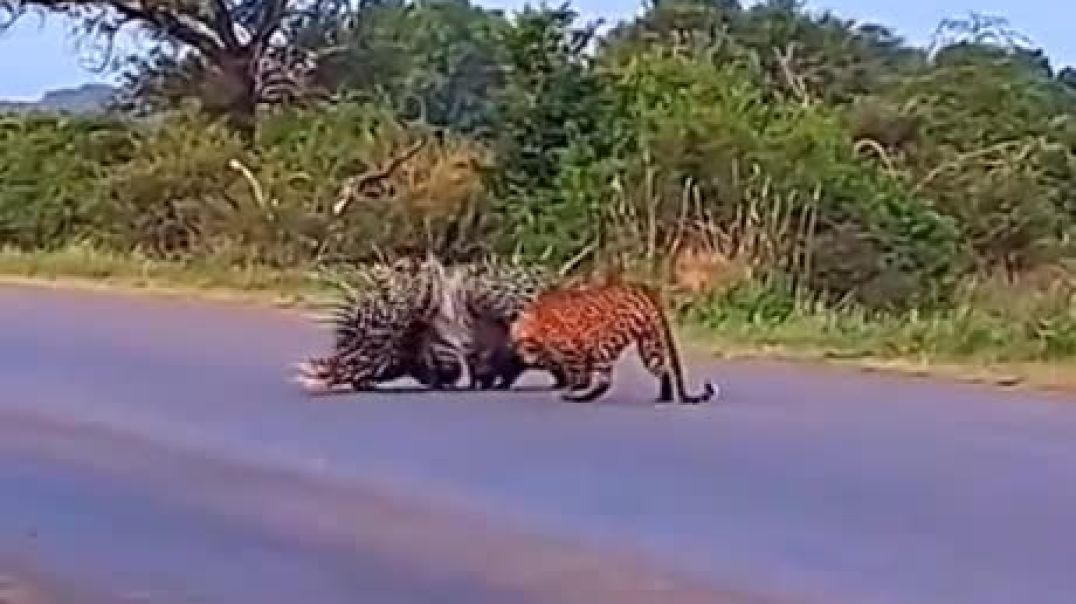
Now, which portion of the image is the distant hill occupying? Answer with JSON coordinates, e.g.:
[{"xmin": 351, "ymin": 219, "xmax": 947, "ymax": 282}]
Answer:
[{"xmin": 0, "ymin": 83, "xmax": 118, "ymax": 115}]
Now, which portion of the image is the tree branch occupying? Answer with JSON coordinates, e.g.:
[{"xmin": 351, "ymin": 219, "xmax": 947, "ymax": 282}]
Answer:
[
  {"xmin": 0, "ymin": 0, "xmax": 228, "ymax": 57},
  {"xmin": 252, "ymin": 0, "xmax": 287, "ymax": 49},
  {"xmin": 333, "ymin": 137, "xmax": 429, "ymax": 215},
  {"xmin": 109, "ymin": 0, "xmax": 225, "ymax": 56},
  {"xmin": 774, "ymin": 42, "xmax": 811, "ymax": 106},
  {"xmin": 210, "ymin": 0, "xmax": 240, "ymax": 50}
]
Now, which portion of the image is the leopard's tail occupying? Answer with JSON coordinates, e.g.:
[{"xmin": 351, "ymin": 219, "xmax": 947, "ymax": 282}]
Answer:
[{"xmin": 641, "ymin": 285, "xmax": 717, "ymax": 404}]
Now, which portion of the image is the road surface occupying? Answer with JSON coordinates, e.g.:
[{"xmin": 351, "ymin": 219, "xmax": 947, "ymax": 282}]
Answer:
[{"xmin": 1, "ymin": 283, "xmax": 1075, "ymax": 604}]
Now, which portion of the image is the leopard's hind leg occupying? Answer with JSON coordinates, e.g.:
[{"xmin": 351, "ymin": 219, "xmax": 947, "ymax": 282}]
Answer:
[
  {"xmin": 637, "ymin": 328, "xmax": 677, "ymax": 402},
  {"xmin": 638, "ymin": 324, "xmax": 714, "ymax": 404}
]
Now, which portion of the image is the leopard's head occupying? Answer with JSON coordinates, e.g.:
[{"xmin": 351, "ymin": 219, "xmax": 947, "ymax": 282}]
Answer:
[
  {"xmin": 465, "ymin": 317, "xmax": 510, "ymax": 379},
  {"xmin": 509, "ymin": 309, "xmax": 545, "ymax": 365}
]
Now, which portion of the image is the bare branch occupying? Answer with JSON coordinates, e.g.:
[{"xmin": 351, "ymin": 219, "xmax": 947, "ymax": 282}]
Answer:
[
  {"xmin": 252, "ymin": 0, "xmax": 287, "ymax": 49},
  {"xmin": 228, "ymin": 157, "xmax": 269, "ymax": 209},
  {"xmin": 107, "ymin": 0, "xmax": 225, "ymax": 56},
  {"xmin": 79, "ymin": 11, "xmax": 120, "ymax": 72},
  {"xmin": 774, "ymin": 42, "xmax": 811, "ymax": 106},
  {"xmin": 913, "ymin": 139, "xmax": 1029, "ymax": 194},
  {"xmin": 311, "ymin": 43, "xmax": 347, "ymax": 59},
  {"xmin": 853, "ymin": 138, "xmax": 896, "ymax": 176},
  {"xmin": 209, "ymin": 0, "xmax": 239, "ymax": 50},
  {"xmin": 0, "ymin": 2, "xmax": 26, "ymax": 30},
  {"xmin": 333, "ymin": 137, "xmax": 430, "ymax": 215},
  {"xmin": 0, "ymin": 0, "xmax": 228, "ymax": 56}
]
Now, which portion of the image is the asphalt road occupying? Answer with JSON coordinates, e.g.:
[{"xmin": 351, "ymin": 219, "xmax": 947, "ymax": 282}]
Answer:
[{"xmin": 1, "ymin": 283, "xmax": 1075, "ymax": 604}]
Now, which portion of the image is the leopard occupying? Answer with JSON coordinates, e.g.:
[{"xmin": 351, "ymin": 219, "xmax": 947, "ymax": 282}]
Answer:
[{"xmin": 508, "ymin": 279, "xmax": 717, "ymax": 404}]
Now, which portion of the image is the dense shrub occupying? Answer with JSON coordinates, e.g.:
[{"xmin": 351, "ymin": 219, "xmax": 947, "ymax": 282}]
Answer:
[
  {"xmin": 0, "ymin": 114, "xmax": 131, "ymax": 248},
  {"xmin": 0, "ymin": 105, "xmax": 495, "ymax": 266},
  {"xmin": 558, "ymin": 50, "xmax": 963, "ymax": 307}
]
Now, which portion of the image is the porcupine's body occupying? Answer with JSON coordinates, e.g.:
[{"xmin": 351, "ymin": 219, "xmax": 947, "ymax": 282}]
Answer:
[
  {"xmin": 435, "ymin": 257, "xmax": 568, "ymax": 390},
  {"xmin": 509, "ymin": 279, "xmax": 717, "ymax": 403},
  {"xmin": 293, "ymin": 256, "xmax": 461, "ymax": 393}
]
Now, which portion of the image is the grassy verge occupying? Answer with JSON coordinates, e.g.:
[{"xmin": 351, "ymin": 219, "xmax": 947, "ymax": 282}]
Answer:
[
  {"xmin": 677, "ymin": 323, "xmax": 1076, "ymax": 395},
  {"xmin": 679, "ymin": 280, "xmax": 1076, "ymax": 394},
  {"xmin": 2, "ymin": 245, "xmax": 1074, "ymax": 395},
  {"xmin": 0, "ymin": 244, "xmax": 334, "ymax": 309}
]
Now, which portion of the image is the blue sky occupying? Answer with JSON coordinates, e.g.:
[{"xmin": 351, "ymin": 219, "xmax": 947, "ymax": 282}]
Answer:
[{"xmin": 0, "ymin": 0, "xmax": 1069, "ymax": 100}]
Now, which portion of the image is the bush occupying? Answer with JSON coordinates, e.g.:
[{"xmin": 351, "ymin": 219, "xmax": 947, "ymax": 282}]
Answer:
[
  {"xmin": 684, "ymin": 275, "xmax": 1076, "ymax": 362},
  {"xmin": 561, "ymin": 50, "xmax": 963, "ymax": 308},
  {"xmin": 103, "ymin": 112, "xmax": 251, "ymax": 259},
  {"xmin": 855, "ymin": 54, "xmax": 1076, "ymax": 274},
  {"xmin": 0, "ymin": 114, "xmax": 133, "ymax": 249},
  {"xmin": 3, "ymin": 105, "xmax": 496, "ymax": 267}
]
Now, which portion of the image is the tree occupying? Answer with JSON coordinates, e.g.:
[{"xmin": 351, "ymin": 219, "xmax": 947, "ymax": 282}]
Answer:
[
  {"xmin": 308, "ymin": 0, "xmax": 510, "ymax": 133},
  {"xmin": 601, "ymin": 0, "xmax": 924, "ymax": 106},
  {"xmin": 492, "ymin": 3, "xmax": 606, "ymax": 192},
  {"xmin": 0, "ymin": 0, "xmax": 342, "ymax": 138},
  {"xmin": 484, "ymin": 2, "xmax": 615, "ymax": 259}
]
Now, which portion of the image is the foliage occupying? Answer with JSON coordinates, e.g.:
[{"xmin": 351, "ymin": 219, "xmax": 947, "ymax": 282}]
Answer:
[
  {"xmin": 310, "ymin": 0, "xmax": 510, "ymax": 133},
  {"xmin": 855, "ymin": 49, "xmax": 1076, "ymax": 274},
  {"xmin": 559, "ymin": 49, "xmax": 962, "ymax": 307},
  {"xmin": 484, "ymin": 2, "xmax": 616, "ymax": 261},
  {"xmin": 0, "ymin": 103, "xmax": 492, "ymax": 264},
  {"xmin": 2, "ymin": 1, "xmax": 1076, "ymax": 355},
  {"xmin": 684, "ymin": 274, "xmax": 1076, "ymax": 362},
  {"xmin": 0, "ymin": 114, "xmax": 131, "ymax": 248}
]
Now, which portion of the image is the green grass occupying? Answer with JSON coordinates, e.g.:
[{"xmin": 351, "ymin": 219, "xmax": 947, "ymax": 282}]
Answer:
[
  {"xmin": 2, "ymin": 244, "xmax": 1074, "ymax": 393},
  {"xmin": 681, "ymin": 278, "xmax": 1076, "ymax": 363},
  {"xmin": 690, "ymin": 304, "xmax": 1076, "ymax": 363},
  {"xmin": 0, "ymin": 243, "xmax": 333, "ymax": 308},
  {"xmin": 676, "ymin": 279, "xmax": 1076, "ymax": 392}
]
